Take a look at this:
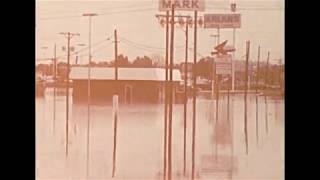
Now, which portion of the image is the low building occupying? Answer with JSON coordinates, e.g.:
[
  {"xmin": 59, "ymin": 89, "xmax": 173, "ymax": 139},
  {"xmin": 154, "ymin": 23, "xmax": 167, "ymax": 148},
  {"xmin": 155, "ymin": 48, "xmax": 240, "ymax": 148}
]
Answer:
[{"xmin": 70, "ymin": 67, "xmax": 182, "ymax": 104}]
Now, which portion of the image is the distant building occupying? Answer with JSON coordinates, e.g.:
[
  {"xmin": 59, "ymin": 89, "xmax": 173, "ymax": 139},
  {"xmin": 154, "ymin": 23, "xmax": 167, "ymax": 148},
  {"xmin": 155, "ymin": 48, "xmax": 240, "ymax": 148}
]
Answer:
[{"xmin": 70, "ymin": 67, "xmax": 182, "ymax": 104}]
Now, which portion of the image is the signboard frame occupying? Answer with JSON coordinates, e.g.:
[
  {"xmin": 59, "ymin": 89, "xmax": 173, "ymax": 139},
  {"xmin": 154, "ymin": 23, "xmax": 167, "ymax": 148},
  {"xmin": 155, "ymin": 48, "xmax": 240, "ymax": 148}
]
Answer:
[
  {"xmin": 204, "ymin": 14, "xmax": 241, "ymax": 29},
  {"xmin": 215, "ymin": 57, "xmax": 232, "ymax": 75}
]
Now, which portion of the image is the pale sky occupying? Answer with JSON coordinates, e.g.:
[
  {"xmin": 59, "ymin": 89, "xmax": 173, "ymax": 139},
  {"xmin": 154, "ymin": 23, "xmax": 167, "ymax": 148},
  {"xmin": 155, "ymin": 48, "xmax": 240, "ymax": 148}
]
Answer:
[{"xmin": 36, "ymin": 0, "xmax": 284, "ymax": 64}]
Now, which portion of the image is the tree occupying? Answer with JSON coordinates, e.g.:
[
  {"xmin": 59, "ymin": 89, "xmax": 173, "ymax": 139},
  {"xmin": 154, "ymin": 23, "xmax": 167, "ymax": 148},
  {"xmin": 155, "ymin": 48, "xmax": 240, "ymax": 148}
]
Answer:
[
  {"xmin": 150, "ymin": 54, "xmax": 164, "ymax": 67},
  {"xmin": 109, "ymin": 54, "xmax": 130, "ymax": 67},
  {"xmin": 117, "ymin": 54, "xmax": 130, "ymax": 67},
  {"xmin": 132, "ymin": 56, "xmax": 153, "ymax": 67},
  {"xmin": 196, "ymin": 57, "xmax": 213, "ymax": 79}
]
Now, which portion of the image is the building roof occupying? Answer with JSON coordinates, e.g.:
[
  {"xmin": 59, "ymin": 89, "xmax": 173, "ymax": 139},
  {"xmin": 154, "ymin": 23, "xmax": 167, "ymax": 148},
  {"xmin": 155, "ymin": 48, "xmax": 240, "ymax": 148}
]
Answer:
[{"xmin": 70, "ymin": 67, "xmax": 182, "ymax": 81}]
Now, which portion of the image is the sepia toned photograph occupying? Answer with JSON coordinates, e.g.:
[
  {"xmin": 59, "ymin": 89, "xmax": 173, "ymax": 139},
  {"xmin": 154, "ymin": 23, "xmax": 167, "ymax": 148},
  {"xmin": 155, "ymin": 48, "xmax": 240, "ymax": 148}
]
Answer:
[{"xmin": 36, "ymin": 0, "xmax": 284, "ymax": 179}]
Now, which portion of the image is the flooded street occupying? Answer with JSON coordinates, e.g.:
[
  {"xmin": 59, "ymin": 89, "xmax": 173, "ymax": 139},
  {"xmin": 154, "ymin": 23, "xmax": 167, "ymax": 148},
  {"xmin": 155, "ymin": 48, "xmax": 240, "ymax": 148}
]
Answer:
[{"xmin": 36, "ymin": 88, "xmax": 284, "ymax": 180}]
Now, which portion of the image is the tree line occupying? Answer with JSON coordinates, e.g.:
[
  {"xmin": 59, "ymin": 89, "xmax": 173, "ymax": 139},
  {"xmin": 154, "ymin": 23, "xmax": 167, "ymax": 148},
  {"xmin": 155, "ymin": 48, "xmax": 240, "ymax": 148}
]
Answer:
[{"xmin": 36, "ymin": 54, "xmax": 284, "ymax": 89}]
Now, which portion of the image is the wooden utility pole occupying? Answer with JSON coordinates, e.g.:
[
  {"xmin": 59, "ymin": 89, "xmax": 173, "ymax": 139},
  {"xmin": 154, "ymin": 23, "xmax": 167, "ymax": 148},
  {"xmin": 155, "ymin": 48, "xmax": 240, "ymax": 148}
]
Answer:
[
  {"xmin": 163, "ymin": 10, "xmax": 169, "ymax": 180},
  {"xmin": 244, "ymin": 41, "xmax": 250, "ymax": 155},
  {"xmin": 183, "ymin": 16, "xmax": 189, "ymax": 176},
  {"xmin": 168, "ymin": 5, "xmax": 175, "ymax": 180},
  {"xmin": 82, "ymin": 13, "xmax": 97, "ymax": 179},
  {"xmin": 59, "ymin": 32, "xmax": 79, "ymax": 157},
  {"xmin": 154, "ymin": 13, "xmax": 191, "ymax": 179},
  {"xmin": 114, "ymin": 29, "xmax": 118, "ymax": 81},
  {"xmin": 255, "ymin": 46, "xmax": 261, "ymax": 145},
  {"xmin": 191, "ymin": 10, "xmax": 198, "ymax": 180}
]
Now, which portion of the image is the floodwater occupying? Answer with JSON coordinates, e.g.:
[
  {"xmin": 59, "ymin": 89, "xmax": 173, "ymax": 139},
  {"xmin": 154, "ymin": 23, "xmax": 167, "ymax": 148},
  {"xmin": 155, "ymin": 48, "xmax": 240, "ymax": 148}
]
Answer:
[{"xmin": 36, "ymin": 88, "xmax": 284, "ymax": 180}]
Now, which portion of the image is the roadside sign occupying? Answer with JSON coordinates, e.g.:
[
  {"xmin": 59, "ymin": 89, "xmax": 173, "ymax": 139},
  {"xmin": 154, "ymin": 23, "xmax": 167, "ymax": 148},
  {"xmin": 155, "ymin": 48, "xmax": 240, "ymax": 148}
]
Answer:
[
  {"xmin": 159, "ymin": 0, "xmax": 205, "ymax": 11},
  {"xmin": 204, "ymin": 14, "xmax": 241, "ymax": 28},
  {"xmin": 215, "ymin": 56, "xmax": 232, "ymax": 75}
]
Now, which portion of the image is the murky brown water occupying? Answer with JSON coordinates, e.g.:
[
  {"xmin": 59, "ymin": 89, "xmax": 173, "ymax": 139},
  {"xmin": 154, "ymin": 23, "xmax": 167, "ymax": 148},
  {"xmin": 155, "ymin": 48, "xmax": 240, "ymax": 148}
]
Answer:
[{"xmin": 36, "ymin": 88, "xmax": 284, "ymax": 180}]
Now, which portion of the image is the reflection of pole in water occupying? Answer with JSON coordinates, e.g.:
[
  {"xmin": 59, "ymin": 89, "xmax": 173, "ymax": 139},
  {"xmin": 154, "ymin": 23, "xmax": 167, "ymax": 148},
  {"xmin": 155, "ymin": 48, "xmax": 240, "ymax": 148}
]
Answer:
[
  {"xmin": 244, "ymin": 41, "xmax": 250, "ymax": 155},
  {"xmin": 214, "ymin": 75, "xmax": 219, "ymax": 161},
  {"xmin": 53, "ymin": 43, "xmax": 57, "ymax": 134},
  {"xmin": 265, "ymin": 52, "xmax": 270, "ymax": 134},
  {"xmin": 230, "ymin": 97, "xmax": 235, "ymax": 179},
  {"xmin": 227, "ymin": 76, "xmax": 230, "ymax": 124},
  {"xmin": 255, "ymin": 46, "xmax": 261, "ymax": 145},
  {"xmin": 112, "ymin": 29, "xmax": 119, "ymax": 178},
  {"xmin": 215, "ymin": 76, "xmax": 219, "ymax": 124},
  {"xmin": 112, "ymin": 95, "xmax": 119, "ymax": 178}
]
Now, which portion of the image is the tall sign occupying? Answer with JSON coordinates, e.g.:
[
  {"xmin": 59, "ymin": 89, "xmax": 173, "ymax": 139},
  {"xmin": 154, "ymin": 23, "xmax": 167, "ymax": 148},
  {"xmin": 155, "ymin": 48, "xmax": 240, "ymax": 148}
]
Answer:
[
  {"xmin": 204, "ymin": 14, "xmax": 241, "ymax": 29},
  {"xmin": 159, "ymin": 0, "xmax": 205, "ymax": 11},
  {"xmin": 215, "ymin": 55, "xmax": 232, "ymax": 75}
]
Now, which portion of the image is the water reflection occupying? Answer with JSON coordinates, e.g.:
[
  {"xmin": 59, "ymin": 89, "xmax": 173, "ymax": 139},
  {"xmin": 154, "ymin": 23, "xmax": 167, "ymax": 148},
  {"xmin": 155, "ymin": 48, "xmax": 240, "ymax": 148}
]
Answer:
[{"xmin": 36, "ymin": 88, "xmax": 284, "ymax": 180}]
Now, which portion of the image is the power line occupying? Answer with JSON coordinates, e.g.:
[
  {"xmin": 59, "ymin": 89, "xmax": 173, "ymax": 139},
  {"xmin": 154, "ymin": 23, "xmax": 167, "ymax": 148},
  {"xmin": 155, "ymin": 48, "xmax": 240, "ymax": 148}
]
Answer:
[
  {"xmin": 52, "ymin": 35, "xmax": 113, "ymax": 60},
  {"xmin": 38, "ymin": 3, "xmax": 154, "ymax": 16},
  {"xmin": 120, "ymin": 40, "xmax": 164, "ymax": 54},
  {"xmin": 119, "ymin": 37, "xmax": 164, "ymax": 50},
  {"xmin": 39, "ymin": 8, "xmax": 157, "ymax": 21},
  {"xmin": 119, "ymin": 36, "xmax": 185, "ymax": 50}
]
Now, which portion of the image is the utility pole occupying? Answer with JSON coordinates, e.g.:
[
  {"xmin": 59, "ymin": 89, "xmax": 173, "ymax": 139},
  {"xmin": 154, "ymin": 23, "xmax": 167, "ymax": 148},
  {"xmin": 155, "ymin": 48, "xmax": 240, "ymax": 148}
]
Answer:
[
  {"xmin": 82, "ymin": 12, "xmax": 97, "ymax": 179},
  {"xmin": 112, "ymin": 29, "xmax": 119, "ymax": 178},
  {"xmin": 183, "ymin": 16, "xmax": 189, "ymax": 177},
  {"xmin": 59, "ymin": 32, "xmax": 80, "ymax": 158},
  {"xmin": 155, "ymin": 13, "xmax": 191, "ymax": 179},
  {"xmin": 163, "ymin": 10, "xmax": 169, "ymax": 180},
  {"xmin": 265, "ymin": 52, "xmax": 270, "ymax": 134},
  {"xmin": 114, "ymin": 29, "xmax": 118, "ymax": 81},
  {"xmin": 255, "ymin": 46, "xmax": 261, "ymax": 145},
  {"xmin": 244, "ymin": 41, "xmax": 250, "ymax": 155},
  {"xmin": 156, "ymin": 11, "xmax": 170, "ymax": 180},
  {"xmin": 191, "ymin": 10, "xmax": 198, "ymax": 180},
  {"xmin": 168, "ymin": 5, "xmax": 175, "ymax": 180}
]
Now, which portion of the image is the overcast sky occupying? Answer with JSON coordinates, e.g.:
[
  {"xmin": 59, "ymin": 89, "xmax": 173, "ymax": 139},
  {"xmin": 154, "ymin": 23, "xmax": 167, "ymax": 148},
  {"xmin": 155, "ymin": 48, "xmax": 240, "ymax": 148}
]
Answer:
[{"xmin": 36, "ymin": 0, "xmax": 284, "ymax": 64}]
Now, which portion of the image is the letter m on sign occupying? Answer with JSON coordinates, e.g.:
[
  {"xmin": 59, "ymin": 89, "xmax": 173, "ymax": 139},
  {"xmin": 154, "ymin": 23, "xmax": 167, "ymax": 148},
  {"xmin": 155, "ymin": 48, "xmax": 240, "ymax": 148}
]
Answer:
[
  {"xmin": 159, "ymin": 0, "xmax": 172, "ymax": 10},
  {"xmin": 159, "ymin": 0, "xmax": 205, "ymax": 11}
]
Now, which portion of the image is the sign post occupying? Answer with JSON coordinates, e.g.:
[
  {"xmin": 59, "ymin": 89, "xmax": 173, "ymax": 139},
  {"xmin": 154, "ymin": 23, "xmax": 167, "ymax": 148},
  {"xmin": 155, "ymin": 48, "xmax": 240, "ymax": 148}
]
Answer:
[{"xmin": 204, "ymin": 13, "xmax": 241, "ymax": 92}]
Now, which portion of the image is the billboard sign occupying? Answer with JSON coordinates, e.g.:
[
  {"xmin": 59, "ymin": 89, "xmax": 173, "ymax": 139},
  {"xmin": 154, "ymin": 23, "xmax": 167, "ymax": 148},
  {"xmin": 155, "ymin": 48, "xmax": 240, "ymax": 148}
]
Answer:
[
  {"xmin": 159, "ymin": 0, "xmax": 205, "ymax": 11},
  {"xmin": 204, "ymin": 14, "xmax": 241, "ymax": 28},
  {"xmin": 215, "ymin": 56, "xmax": 232, "ymax": 75}
]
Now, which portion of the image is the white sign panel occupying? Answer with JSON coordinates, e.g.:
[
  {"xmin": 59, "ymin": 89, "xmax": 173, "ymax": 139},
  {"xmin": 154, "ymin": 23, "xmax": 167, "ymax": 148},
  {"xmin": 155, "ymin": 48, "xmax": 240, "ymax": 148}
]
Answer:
[
  {"xmin": 215, "ymin": 58, "xmax": 232, "ymax": 75},
  {"xmin": 159, "ymin": 0, "xmax": 205, "ymax": 11},
  {"xmin": 204, "ymin": 14, "xmax": 241, "ymax": 28}
]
